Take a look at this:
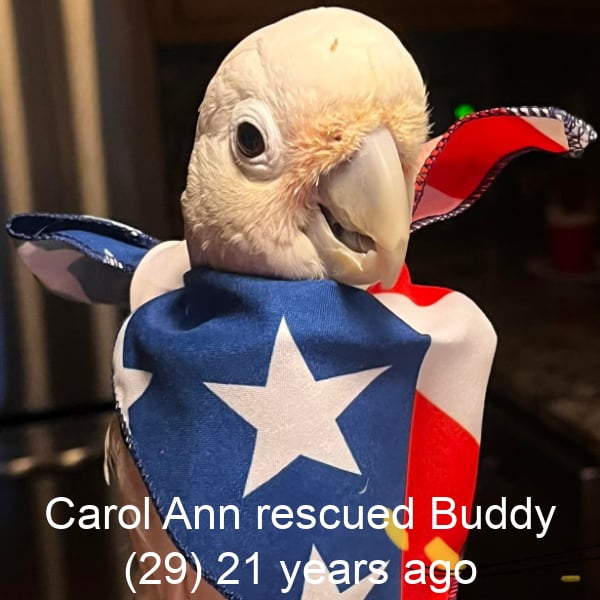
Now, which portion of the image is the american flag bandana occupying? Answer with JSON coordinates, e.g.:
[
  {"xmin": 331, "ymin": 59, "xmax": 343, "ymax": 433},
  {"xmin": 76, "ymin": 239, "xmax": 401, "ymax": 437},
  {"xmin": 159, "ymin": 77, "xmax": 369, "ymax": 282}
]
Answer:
[
  {"xmin": 6, "ymin": 107, "xmax": 596, "ymax": 600},
  {"xmin": 110, "ymin": 263, "xmax": 496, "ymax": 600}
]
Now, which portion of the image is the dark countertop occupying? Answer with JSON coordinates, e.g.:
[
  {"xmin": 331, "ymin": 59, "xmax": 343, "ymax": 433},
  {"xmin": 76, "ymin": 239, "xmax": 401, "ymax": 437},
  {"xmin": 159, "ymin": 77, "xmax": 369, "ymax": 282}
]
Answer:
[{"xmin": 408, "ymin": 233, "xmax": 600, "ymax": 460}]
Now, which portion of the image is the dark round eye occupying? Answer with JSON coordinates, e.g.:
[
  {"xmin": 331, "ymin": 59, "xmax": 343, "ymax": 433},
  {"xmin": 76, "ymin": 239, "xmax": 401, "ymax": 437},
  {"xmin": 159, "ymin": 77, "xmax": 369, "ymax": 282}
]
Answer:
[{"xmin": 236, "ymin": 122, "xmax": 265, "ymax": 158}]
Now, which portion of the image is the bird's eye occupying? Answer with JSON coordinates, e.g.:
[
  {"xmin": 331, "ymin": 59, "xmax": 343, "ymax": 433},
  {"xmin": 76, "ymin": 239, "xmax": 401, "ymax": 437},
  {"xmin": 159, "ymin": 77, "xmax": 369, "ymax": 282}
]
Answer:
[
  {"xmin": 236, "ymin": 122, "xmax": 265, "ymax": 157},
  {"xmin": 230, "ymin": 100, "xmax": 282, "ymax": 179}
]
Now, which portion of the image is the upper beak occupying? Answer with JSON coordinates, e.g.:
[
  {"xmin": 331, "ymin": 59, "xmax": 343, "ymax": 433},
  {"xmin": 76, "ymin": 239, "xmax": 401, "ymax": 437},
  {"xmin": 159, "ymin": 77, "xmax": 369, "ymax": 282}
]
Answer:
[{"xmin": 318, "ymin": 127, "xmax": 412, "ymax": 288}]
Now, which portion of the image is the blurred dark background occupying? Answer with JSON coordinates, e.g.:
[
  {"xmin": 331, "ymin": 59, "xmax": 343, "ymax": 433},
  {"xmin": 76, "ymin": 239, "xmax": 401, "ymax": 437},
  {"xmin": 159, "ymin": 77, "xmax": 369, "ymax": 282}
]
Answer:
[{"xmin": 0, "ymin": 1, "xmax": 599, "ymax": 599}]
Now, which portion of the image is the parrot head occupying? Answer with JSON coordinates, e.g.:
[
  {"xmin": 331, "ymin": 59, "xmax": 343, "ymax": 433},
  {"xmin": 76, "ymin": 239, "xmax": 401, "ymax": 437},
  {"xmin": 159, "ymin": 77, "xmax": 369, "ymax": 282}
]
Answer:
[{"xmin": 182, "ymin": 7, "xmax": 429, "ymax": 289}]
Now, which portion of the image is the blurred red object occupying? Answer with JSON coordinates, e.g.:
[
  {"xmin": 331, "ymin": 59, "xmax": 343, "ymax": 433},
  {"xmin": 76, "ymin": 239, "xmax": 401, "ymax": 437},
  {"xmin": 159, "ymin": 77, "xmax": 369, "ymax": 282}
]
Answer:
[{"xmin": 547, "ymin": 202, "xmax": 597, "ymax": 274}]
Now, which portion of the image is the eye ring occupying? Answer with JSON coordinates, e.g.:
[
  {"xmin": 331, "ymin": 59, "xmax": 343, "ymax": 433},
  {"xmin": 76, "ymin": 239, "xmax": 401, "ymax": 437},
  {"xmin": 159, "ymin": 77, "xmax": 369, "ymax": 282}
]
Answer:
[
  {"xmin": 236, "ymin": 122, "xmax": 265, "ymax": 158},
  {"xmin": 230, "ymin": 99, "xmax": 283, "ymax": 179}
]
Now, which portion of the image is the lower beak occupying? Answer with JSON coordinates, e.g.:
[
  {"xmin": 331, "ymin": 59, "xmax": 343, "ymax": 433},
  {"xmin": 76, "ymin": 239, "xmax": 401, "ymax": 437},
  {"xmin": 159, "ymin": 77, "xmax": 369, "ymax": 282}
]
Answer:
[{"xmin": 318, "ymin": 127, "xmax": 412, "ymax": 288}]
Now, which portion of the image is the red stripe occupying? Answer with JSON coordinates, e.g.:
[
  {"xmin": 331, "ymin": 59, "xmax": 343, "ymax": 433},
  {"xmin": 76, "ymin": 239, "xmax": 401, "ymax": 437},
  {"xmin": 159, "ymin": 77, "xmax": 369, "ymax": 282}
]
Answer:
[
  {"xmin": 400, "ymin": 391, "xmax": 480, "ymax": 599},
  {"xmin": 368, "ymin": 266, "xmax": 452, "ymax": 306},
  {"xmin": 424, "ymin": 115, "xmax": 566, "ymax": 201},
  {"xmin": 369, "ymin": 269, "xmax": 480, "ymax": 599}
]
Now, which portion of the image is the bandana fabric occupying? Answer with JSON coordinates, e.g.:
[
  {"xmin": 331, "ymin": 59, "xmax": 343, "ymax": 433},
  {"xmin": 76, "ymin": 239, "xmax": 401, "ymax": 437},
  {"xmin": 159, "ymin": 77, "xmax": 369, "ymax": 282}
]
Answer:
[
  {"xmin": 6, "ymin": 213, "xmax": 157, "ymax": 306},
  {"xmin": 411, "ymin": 106, "xmax": 596, "ymax": 231},
  {"xmin": 5, "ymin": 106, "xmax": 596, "ymax": 600},
  {"xmin": 119, "ymin": 269, "xmax": 429, "ymax": 599},
  {"xmin": 112, "ymin": 266, "xmax": 495, "ymax": 600}
]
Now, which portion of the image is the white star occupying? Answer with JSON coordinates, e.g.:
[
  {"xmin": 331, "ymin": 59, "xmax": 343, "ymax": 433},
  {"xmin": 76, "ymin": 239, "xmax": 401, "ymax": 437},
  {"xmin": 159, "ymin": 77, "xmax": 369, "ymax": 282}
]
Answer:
[
  {"xmin": 18, "ymin": 243, "xmax": 90, "ymax": 302},
  {"xmin": 205, "ymin": 317, "xmax": 390, "ymax": 497},
  {"xmin": 113, "ymin": 316, "xmax": 152, "ymax": 428},
  {"xmin": 300, "ymin": 546, "xmax": 388, "ymax": 599}
]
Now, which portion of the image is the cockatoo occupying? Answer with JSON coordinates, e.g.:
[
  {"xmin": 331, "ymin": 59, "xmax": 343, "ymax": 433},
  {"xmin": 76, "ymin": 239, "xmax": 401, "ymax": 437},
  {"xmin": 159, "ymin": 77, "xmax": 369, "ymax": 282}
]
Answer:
[
  {"xmin": 6, "ymin": 7, "xmax": 596, "ymax": 600},
  {"xmin": 181, "ymin": 7, "xmax": 427, "ymax": 289}
]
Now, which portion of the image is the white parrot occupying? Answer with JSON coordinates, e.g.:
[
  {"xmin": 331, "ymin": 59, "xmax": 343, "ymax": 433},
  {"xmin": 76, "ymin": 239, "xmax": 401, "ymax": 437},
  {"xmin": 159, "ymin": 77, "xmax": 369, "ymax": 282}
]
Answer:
[
  {"xmin": 113, "ymin": 11, "xmax": 429, "ymax": 598},
  {"xmin": 6, "ymin": 6, "xmax": 596, "ymax": 600}
]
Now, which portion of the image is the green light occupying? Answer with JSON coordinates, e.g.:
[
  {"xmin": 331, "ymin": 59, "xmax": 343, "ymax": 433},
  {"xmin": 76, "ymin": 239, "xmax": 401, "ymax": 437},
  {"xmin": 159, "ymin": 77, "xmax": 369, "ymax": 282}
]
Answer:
[{"xmin": 454, "ymin": 103, "xmax": 475, "ymax": 120}]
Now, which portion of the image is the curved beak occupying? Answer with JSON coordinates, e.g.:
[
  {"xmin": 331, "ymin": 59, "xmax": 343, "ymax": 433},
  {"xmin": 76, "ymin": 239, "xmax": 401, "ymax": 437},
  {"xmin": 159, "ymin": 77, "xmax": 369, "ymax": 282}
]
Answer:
[{"xmin": 317, "ymin": 127, "xmax": 412, "ymax": 288}]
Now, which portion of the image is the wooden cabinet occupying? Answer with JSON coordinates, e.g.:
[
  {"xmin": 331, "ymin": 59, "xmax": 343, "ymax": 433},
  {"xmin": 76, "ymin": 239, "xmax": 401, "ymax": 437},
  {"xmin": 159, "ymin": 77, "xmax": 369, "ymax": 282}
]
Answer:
[{"xmin": 149, "ymin": 0, "xmax": 599, "ymax": 45}]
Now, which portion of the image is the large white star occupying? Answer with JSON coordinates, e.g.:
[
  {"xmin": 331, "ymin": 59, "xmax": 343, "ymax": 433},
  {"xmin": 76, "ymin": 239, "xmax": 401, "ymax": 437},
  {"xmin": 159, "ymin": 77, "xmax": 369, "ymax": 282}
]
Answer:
[
  {"xmin": 300, "ymin": 546, "xmax": 388, "ymax": 600},
  {"xmin": 112, "ymin": 316, "xmax": 152, "ymax": 428},
  {"xmin": 204, "ymin": 317, "xmax": 390, "ymax": 497}
]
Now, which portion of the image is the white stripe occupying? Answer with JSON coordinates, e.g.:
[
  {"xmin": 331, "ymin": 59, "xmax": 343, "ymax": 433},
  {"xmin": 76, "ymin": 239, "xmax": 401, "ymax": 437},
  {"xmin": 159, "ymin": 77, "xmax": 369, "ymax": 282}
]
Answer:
[
  {"xmin": 413, "ymin": 185, "xmax": 463, "ymax": 222},
  {"xmin": 522, "ymin": 116, "xmax": 569, "ymax": 150},
  {"xmin": 373, "ymin": 291, "xmax": 497, "ymax": 442}
]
